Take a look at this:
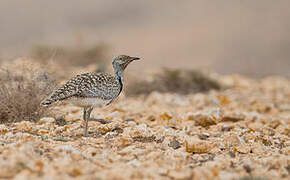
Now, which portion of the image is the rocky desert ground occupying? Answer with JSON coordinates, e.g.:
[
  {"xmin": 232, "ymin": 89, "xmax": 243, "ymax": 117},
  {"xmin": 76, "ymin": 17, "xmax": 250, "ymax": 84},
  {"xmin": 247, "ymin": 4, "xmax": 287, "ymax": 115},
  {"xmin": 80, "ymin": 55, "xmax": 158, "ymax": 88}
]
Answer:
[
  {"xmin": 1, "ymin": 1, "xmax": 290, "ymax": 179},
  {"xmin": 0, "ymin": 60, "xmax": 289, "ymax": 179}
]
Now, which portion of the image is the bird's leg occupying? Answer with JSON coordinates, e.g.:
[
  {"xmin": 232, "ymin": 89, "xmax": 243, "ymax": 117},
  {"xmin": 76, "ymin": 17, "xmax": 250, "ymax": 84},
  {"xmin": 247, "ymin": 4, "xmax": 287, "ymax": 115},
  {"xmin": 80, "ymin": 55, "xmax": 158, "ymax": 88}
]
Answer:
[
  {"xmin": 83, "ymin": 107, "xmax": 90, "ymax": 137},
  {"xmin": 84, "ymin": 107, "xmax": 111, "ymax": 137},
  {"xmin": 84, "ymin": 107, "xmax": 94, "ymax": 137},
  {"xmin": 87, "ymin": 107, "xmax": 94, "ymax": 120},
  {"xmin": 83, "ymin": 107, "xmax": 87, "ymax": 121}
]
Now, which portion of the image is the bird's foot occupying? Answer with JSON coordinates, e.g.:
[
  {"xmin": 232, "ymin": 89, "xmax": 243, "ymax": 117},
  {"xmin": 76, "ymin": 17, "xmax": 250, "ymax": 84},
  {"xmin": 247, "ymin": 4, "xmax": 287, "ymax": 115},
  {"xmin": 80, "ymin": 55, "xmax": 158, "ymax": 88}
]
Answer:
[{"xmin": 88, "ymin": 118, "xmax": 112, "ymax": 124}]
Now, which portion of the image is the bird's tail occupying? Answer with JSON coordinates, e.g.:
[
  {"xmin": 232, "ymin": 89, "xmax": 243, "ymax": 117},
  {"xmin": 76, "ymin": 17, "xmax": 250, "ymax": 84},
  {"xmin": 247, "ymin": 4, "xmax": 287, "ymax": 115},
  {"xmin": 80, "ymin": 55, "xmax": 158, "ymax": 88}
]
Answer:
[{"xmin": 40, "ymin": 98, "xmax": 53, "ymax": 107}]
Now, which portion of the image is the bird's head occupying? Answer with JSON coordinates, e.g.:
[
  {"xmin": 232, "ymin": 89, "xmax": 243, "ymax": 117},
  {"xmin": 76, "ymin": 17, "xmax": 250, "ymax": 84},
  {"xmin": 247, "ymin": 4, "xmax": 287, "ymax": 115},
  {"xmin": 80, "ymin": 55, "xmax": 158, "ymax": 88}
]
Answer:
[{"xmin": 112, "ymin": 55, "xmax": 140, "ymax": 71}]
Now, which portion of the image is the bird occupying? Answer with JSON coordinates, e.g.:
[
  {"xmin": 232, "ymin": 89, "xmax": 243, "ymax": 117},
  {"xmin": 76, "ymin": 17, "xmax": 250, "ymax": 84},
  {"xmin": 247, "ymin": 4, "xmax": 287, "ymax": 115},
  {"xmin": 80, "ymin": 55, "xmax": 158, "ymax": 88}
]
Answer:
[{"xmin": 41, "ymin": 55, "xmax": 140, "ymax": 136}]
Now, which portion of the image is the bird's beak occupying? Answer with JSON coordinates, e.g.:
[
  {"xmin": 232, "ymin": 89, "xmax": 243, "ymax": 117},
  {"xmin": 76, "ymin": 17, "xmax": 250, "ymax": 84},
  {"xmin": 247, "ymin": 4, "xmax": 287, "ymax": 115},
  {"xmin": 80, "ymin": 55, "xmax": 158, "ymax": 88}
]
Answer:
[{"xmin": 131, "ymin": 56, "xmax": 140, "ymax": 60}]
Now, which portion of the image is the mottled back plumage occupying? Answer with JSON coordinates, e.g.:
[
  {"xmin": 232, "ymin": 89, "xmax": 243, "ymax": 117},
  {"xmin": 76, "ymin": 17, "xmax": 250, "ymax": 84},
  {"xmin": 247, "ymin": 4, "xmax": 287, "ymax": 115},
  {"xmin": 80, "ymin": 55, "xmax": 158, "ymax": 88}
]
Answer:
[{"xmin": 41, "ymin": 72, "xmax": 121, "ymax": 106}]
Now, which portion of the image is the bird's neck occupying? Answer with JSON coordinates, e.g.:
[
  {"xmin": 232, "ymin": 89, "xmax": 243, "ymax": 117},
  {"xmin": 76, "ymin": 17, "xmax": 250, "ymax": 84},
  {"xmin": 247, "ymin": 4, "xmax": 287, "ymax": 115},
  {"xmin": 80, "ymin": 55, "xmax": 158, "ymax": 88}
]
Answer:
[
  {"xmin": 116, "ymin": 71, "xmax": 124, "ymax": 84},
  {"xmin": 114, "ymin": 68, "xmax": 124, "ymax": 96},
  {"xmin": 114, "ymin": 66, "xmax": 124, "ymax": 84}
]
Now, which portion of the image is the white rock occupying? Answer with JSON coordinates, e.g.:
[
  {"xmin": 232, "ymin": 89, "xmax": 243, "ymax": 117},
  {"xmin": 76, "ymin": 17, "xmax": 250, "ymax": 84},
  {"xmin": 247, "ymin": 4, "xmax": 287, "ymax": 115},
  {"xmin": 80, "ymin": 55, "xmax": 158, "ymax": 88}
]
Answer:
[
  {"xmin": 39, "ymin": 117, "xmax": 55, "ymax": 124},
  {"xmin": 127, "ymin": 159, "xmax": 141, "ymax": 167},
  {"xmin": 55, "ymin": 145, "xmax": 79, "ymax": 154}
]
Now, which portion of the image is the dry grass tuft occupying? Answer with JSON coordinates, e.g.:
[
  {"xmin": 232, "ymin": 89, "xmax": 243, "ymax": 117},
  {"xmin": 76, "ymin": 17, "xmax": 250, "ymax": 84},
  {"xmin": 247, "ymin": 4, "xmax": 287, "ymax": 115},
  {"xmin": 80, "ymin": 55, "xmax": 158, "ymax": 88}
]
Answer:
[
  {"xmin": 126, "ymin": 68, "xmax": 222, "ymax": 96},
  {"xmin": 0, "ymin": 68, "xmax": 55, "ymax": 124}
]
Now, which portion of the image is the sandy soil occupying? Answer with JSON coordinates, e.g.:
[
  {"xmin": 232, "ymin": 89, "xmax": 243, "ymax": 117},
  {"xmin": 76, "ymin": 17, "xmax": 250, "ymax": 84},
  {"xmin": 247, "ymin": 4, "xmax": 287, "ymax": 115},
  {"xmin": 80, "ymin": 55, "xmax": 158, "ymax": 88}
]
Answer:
[{"xmin": 0, "ymin": 75, "xmax": 289, "ymax": 179}]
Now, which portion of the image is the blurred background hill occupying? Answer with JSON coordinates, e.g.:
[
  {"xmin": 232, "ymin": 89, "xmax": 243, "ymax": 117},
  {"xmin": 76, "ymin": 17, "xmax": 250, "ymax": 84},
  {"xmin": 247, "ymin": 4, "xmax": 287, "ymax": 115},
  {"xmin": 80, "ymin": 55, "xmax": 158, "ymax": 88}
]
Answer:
[{"xmin": 0, "ymin": 0, "xmax": 290, "ymax": 77}]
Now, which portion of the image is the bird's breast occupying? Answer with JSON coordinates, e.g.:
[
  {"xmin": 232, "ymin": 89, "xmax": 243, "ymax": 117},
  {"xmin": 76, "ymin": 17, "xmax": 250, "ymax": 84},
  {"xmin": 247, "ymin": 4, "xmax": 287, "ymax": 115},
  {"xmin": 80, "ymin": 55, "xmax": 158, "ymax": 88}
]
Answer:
[{"xmin": 70, "ymin": 97, "xmax": 111, "ymax": 108}]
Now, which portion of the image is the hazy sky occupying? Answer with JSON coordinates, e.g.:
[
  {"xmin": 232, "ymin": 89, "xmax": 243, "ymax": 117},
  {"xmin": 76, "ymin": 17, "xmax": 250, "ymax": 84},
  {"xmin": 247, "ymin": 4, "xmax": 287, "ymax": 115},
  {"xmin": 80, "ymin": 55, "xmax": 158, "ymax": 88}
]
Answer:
[{"xmin": 0, "ymin": 0, "xmax": 289, "ymax": 76}]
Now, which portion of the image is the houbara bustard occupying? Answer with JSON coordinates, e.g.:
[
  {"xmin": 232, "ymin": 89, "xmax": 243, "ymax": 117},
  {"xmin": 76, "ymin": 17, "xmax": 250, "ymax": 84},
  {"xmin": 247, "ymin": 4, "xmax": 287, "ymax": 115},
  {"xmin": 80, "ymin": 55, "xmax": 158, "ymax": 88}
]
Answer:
[{"xmin": 41, "ymin": 55, "xmax": 140, "ymax": 136}]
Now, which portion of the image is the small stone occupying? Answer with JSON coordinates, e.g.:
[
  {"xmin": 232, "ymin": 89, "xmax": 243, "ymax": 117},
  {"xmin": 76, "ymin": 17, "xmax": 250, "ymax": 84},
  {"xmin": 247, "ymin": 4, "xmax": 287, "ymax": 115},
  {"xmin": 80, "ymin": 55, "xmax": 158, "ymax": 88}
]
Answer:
[
  {"xmin": 243, "ymin": 164, "xmax": 252, "ymax": 174},
  {"xmin": 285, "ymin": 165, "xmax": 290, "ymax": 174},
  {"xmin": 281, "ymin": 146, "xmax": 290, "ymax": 155},
  {"xmin": 168, "ymin": 169, "xmax": 191, "ymax": 179},
  {"xmin": 235, "ymin": 145, "xmax": 251, "ymax": 154},
  {"xmin": 229, "ymin": 151, "xmax": 235, "ymax": 158},
  {"xmin": 221, "ymin": 125, "xmax": 233, "ymax": 132},
  {"xmin": 15, "ymin": 121, "xmax": 33, "ymax": 132},
  {"xmin": 147, "ymin": 115, "xmax": 156, "ymax": 121},
  {"xmin": 199, "ymin": 154, "xmax": 215, "ymax": 163},
  {"xmin": 0, "ymin": 125, "xmax": 8, "ymax": 134},
  {"xmin": 38, "ymin": 129, "xmax": 49, "ymax": 135},
  {"xmin": 38, "ymin": 117, "xmax": 55, "ymax": 125},
  {"xmin": 262, "ymin": 138, "xmax": 272, "ymax": 146},
  {"xmin": 112, "ymin": 127, "xmax": 123, "ymax": 134},
  {"xmin": 68, "ymin": 168, "xmax": 82, "ymax": 177},
  {"xmin": 71, "ymin": 107, "xmax": 80, "ymax": 114},
  {"xmin": 132, "ymin": 135, "xmax": 156, "ymax": 143},
  {"xmin": 130, "ymin": 123, "xmax": 153, "ymax": 138},
  {"xmin": 224, "ymin": 135, "xmax": 242, "ymax": 146},
  {"xmin": 125, "ymin": 118, "xmax": 135, "ymax": 122},
  {"xmin": 54, "ymin": 137, "xmax": 70, "ymax": 142},
  {"xmin": 55, "ymin": 145, "xmax": 79, "ymax": 154},
  {"xmin": 127, "ymin": 159, "xmax": 141, "ymax": 167},
  {"xmin": 268, "ymin": 120, "xmax": 281, "ymax": 129},
  {"xmin": 168, "ymin": 139, "xmax": 181, "ymax": 149},
  {"xmin": 160, "ymin": 112, "xmax": 173, "ymax": 120},
  {"xmin": 285, "ymin": 141, "xmax": 290, "ymax": 147},
  {"xmin": 34, "ymin": 160, "xmax": 44, "ymax": 168},
  {"xmin": 117, "ymin": 136, "xmax": 132, "ymax": 147},
  {"xmin": 222, "ymin": 113, "xmax": 245, "ymax": 122},
  {"xmin": 185, "ymin": 137, "xmax": 212, "ymax": 153},
  {"xmin": 194, "ymin": 114, "xmax": 217, "ymax": 127},
  {"xmin": 217, "ymin": 95, "xmax": 231, "ymax": 105},
  {"xmin": 56, "ymin": 117, "xmax": 67, "ymax": 126},
  {"xmin": 199, "ymin": 133, "xmax": 210, "ymax": 140},
  {"xmin": 128, "ymin": 121, "xmax": 137, "ymax": 126}
]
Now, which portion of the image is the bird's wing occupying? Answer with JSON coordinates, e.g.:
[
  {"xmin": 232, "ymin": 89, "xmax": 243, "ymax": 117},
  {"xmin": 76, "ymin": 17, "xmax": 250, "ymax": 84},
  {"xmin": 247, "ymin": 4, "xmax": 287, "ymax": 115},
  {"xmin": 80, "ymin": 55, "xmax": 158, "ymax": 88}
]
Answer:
[
  {"xmin": 41, "ymin": 73, "xmax": 88, "ymax": 106},
  {"xmin": 41, "ymin": 73, "xmax": 121, "ymax": 106},
  {"xmin": 76, "ymin": 73, "xmax": 121, "ymax": 100}
]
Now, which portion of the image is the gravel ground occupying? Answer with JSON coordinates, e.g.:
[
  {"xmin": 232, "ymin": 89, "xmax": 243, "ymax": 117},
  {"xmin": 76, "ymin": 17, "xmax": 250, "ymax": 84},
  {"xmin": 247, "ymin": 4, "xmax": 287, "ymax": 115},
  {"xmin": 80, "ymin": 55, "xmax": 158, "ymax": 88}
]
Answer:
[{"xmin": 0, "ymin": 75, "xmax": 289, "ymax": 180}]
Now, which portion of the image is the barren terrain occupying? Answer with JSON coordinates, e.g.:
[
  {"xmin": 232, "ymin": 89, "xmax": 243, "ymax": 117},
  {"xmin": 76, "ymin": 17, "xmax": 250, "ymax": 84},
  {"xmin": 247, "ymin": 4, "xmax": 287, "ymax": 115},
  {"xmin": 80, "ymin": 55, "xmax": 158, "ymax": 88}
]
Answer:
[
  {"xmin": 0, "ymin": 1, "xmax": 289, "ymax": 179},
  {"xmin": 0, "ymin": 72, "xmax": 289, "ymax": 179}
]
